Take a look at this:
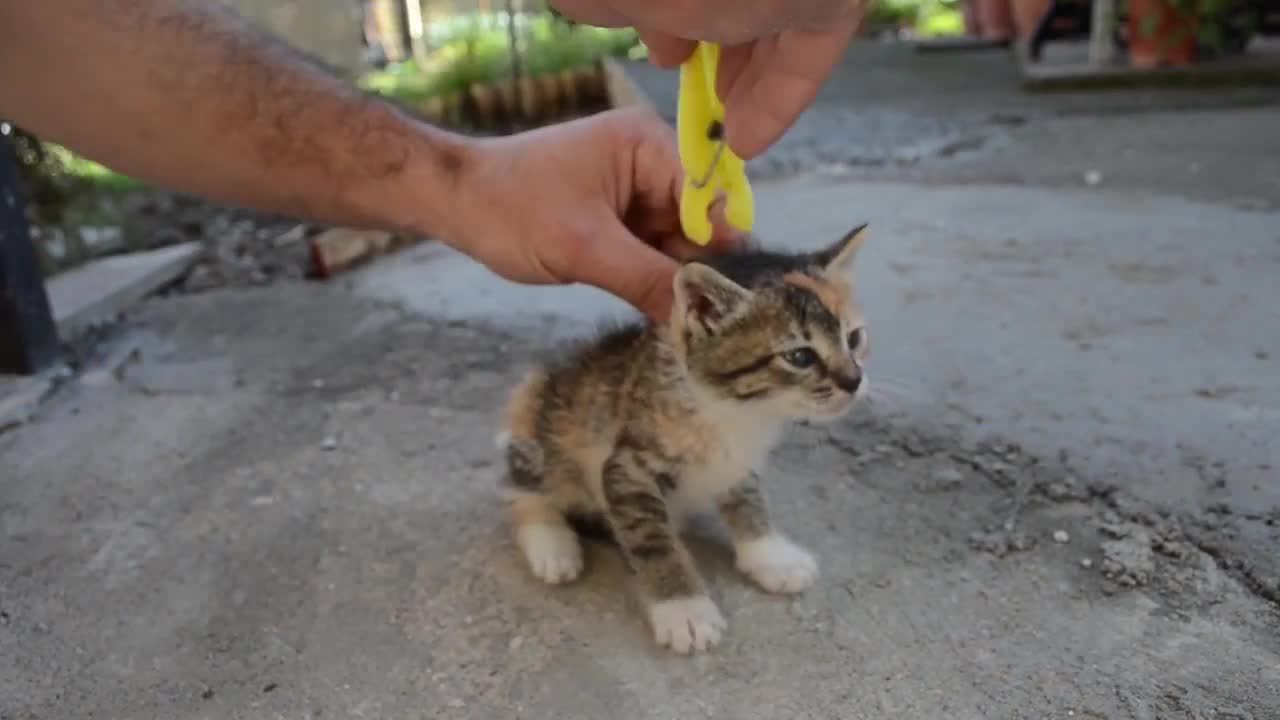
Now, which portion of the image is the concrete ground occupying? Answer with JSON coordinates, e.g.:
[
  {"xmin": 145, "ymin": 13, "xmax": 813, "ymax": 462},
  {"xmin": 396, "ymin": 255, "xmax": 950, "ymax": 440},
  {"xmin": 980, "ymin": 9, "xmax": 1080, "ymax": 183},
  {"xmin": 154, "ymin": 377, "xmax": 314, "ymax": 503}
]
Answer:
[{"xmin": 4, "ymin": 43, "xmax": 1280, "ymax": 719}]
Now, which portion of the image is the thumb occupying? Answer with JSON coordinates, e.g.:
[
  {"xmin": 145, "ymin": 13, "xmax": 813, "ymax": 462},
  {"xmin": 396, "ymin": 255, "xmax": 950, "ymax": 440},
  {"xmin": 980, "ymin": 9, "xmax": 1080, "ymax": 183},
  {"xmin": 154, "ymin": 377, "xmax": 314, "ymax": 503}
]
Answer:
[
  {"xmin": 568, "ymin": 217, "xmax": 680, "ymax": 323},
  {"xmin": 638, "ymin": 29, "xmax": 697, "ymax": 69},
  {"xmin": 720, "ymin": 24, "xmax": 857, "ymax": 159}
]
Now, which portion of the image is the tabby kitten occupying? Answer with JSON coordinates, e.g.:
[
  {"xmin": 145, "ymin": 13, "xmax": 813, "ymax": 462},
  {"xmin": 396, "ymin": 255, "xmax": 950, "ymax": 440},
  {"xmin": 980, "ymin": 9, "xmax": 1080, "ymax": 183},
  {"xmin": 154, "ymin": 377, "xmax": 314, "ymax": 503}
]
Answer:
[{"xmin": 497, "ymin": 224, "xmax": 871, "ymax": 655}]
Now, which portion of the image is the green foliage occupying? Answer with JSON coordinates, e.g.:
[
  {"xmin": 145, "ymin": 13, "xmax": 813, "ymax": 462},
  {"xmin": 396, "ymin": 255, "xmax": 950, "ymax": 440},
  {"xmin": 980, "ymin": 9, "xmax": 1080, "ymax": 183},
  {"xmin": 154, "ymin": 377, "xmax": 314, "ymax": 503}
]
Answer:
[
  {"xmin": 1129, "ymin": 0, "xmax": 1254, "ymax": 50},
  {"xmin": 4, "ymin": 123, "xmax": 140, "ymax": 220},
  {"xmin": 867, "ymin": 0, "xmax": 925, "ymax": 26},
  {"xmin": 917, "ymin": 0, "xmax": 965, "ymax": 36},
  {"xmin": 865, "ymin": 0, "xmax": 965, "ymax": 37},
  {"xmin": 359, "ymin": 11, "xmax": 641, "ymax": 105},
  {"xmin": 41, "ymin": 144, "xmax": 143, "ymax": 193}
]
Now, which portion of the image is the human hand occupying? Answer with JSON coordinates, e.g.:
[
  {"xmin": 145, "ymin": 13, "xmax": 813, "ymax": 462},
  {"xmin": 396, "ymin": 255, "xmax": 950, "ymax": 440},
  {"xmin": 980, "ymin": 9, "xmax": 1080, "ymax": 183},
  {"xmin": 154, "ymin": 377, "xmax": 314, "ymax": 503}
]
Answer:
[
  {"xmin": 549, "ymin": 0, "xmax": 863, "ymax": 159},
  {"xmin": 443, "ymin": 108, "xmax": 741, "ymax": 323}
]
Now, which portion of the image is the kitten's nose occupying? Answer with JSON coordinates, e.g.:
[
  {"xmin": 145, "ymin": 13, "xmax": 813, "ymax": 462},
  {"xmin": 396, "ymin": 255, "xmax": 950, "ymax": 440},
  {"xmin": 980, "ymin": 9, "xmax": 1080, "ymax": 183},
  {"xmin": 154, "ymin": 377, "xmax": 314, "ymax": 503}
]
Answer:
[{"xmin": 832, "ymin": 371, "xmax": 862, "ymax": 394}]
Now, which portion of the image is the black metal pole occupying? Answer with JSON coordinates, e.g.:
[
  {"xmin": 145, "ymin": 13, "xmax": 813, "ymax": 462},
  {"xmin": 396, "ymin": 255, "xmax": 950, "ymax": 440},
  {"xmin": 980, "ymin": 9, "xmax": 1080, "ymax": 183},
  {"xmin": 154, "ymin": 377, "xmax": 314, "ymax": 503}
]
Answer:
[{"xmin": 0, "ymin": 132, "xmax": 60, "ymax": 375}]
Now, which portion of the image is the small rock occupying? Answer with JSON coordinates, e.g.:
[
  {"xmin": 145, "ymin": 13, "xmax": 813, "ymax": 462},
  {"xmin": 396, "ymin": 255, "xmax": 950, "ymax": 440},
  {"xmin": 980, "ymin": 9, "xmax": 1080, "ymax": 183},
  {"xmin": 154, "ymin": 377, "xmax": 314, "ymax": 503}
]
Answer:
[
  {"xmin": 508, "ymin": 636, "xmax": 523, "ymax": 651},
  {"xmin": 320, "ymin": 436, "xmax": 338, "ymax": 451},
  {"xmin": 201, "ymin": 687, "xmax": 215, "ymax": 700},
  {"xmin": 1152, "ymin": 537, "xmax": 1188, "ymax": 560},
  {"xmin": 1098, "ymin": 521, "xmax": 1129, "ymax": 539},
  {"xmin": 1080, "ymin": 558, "xmax": 1093, "ymax": 569},
  {"xmin": 968, "ymin": 529, "xmax": 1037, "ymax": 557},
  {"xmin": 1009, "ymin": 533, "xmax": 1037, "ymax": 553},
  {"xmin": 272, "ymin": 225, "xmax": 308, "ymax": 247},
  {"xmin": 1053, "ymin": 530, "xmax": 1070, "ymax": 544},
  {"xmin": 915, "ymin": 465, "xmax": 964, "ymax": 493},
  {"xmin": 447, "ymin": 699, "xmax": 465, "ymax": 709},
  {"xmin": 1084, "ymin": 169, "xmax": 1103, "ymax": 186},
  {"xmin": 933, "ymin": 466, "xmax": 964, "ymax": 484},
  {"xmin": 1041, "ymin": 479, "xmax": 1084, "ymax": 502},
  {"xmin": 183, "ymin": 264, "xmax": 219, "ymax": 292},
  {"xmin": 250, "ymin": 496, "xmax": 274, "ymax": 507},
  {"xmin": 1100, "ymin": 531, "xmax": 1154, "ymax": 588},
  {"xmin": 311, "ymin": 378, "xmax": 326, "ymax": 389}
]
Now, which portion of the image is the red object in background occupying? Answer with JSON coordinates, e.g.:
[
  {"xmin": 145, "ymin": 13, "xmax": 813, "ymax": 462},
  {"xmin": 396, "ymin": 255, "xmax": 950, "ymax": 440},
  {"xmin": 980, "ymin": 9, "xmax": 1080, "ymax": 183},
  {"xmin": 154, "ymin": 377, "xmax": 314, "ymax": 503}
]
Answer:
[
  {"xmin": 976, "ymin": 0, "xmax": 1016, "ymax": 39},
  {"xmin": 1127, "ymin": 0, "xmax": 1199, "ymax": 67}
]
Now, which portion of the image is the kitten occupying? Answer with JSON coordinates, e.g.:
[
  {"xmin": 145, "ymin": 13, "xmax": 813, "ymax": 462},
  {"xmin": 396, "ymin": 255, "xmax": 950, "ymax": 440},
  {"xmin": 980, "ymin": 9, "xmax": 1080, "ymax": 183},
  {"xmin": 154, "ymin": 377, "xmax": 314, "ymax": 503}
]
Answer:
[{"xmin": 496, "ymin": 224, "xmax": 871, "ymax": 655}]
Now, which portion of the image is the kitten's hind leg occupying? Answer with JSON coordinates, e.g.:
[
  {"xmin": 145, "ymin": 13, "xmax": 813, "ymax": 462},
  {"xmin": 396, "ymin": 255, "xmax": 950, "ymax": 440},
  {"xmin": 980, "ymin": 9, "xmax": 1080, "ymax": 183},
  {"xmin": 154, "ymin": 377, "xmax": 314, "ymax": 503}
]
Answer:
[
  {"xmin": 506, "ymin": 491, "xmax": 584, "ymax": 585},
  {"xmin": 502, "ymin": 437, "xmax": 583, "ymax": 585},
  {"xmin": 602, "ymin": 442, "xmax": 725, "ymax": 655},
  {"xmin": 717, "ymin": 474, "xmax": 818, "ymax": 595}
]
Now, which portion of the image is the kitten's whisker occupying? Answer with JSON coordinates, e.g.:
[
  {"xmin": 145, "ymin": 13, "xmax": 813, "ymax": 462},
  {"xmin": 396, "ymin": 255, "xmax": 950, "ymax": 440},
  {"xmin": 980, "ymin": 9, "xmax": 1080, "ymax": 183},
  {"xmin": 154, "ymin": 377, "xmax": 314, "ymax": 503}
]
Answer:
[{"xmin": 856, "ymin": 375, "xmax": 931, "ymax": 413}]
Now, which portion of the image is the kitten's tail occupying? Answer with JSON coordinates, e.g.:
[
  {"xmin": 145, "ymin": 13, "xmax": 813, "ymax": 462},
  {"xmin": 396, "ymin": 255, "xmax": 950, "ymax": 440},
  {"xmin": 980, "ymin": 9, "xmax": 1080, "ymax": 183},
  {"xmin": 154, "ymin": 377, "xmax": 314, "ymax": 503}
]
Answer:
[
  {"xmin": 497, "ymin": 367, "xmax": 549, "ymax": 493},
  {"xmin": 497, "ymin": 367, "xmax": 546, "ymax": 449}
]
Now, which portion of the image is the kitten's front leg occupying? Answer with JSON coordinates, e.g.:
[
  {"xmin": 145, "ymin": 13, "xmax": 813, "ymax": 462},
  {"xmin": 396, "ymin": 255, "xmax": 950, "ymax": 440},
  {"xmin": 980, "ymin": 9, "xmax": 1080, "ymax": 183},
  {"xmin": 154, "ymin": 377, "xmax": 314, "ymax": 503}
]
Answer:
[
  {"xmin": 717, "ymin": 474, "xmax": 818, "ymax": 594},
  {"xmin": 602, "ymin": 444, "xmax": 725, "ymax": 655}
]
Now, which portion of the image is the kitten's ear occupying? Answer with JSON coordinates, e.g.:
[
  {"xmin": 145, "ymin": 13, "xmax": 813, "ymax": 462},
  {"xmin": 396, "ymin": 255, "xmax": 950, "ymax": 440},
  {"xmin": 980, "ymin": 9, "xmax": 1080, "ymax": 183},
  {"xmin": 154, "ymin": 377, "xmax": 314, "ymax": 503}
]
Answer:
[
  {"xmin": 816, "ymin": 223, "xmax": 869, "ymax": 277},
  {"xmin": 672, "ymin": 262, "xmax": 753, "ymax": 334}
]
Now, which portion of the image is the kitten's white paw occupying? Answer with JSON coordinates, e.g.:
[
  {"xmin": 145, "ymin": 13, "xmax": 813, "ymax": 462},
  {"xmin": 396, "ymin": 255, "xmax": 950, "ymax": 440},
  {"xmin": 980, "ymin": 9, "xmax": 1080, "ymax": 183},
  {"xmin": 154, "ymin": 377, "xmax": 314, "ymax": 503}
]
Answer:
[
  {"xmin": 736, "ymin": 534, "xmax": 819, "ymax": 594},
  {"xmin": 648, "ymin": 595, "xmax": 726, "ymax": 655},
  {"xmin": 517, "ymin": 523, "xmax": 583, "ymax": 584}
]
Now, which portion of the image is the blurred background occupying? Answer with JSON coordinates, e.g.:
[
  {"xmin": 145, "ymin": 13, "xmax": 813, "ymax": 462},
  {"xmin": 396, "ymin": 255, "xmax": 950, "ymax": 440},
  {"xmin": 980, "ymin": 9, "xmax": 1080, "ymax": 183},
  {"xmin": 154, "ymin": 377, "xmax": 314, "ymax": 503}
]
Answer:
[{"xmin": 4, "ymin": 0, "xmax": 1276, "ymax": 289}]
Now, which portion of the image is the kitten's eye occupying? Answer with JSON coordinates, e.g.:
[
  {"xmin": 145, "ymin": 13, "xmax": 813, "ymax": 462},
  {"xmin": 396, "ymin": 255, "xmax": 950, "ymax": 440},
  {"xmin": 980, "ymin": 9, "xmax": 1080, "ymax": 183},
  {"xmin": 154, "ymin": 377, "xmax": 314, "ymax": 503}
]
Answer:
[
  {"xmin": 847, "ymin": 328, "xmax": 865, "ymax": 351},
  {"xmin": 782, "ymin": 347, "xmax": 819, "ymax": 369}
]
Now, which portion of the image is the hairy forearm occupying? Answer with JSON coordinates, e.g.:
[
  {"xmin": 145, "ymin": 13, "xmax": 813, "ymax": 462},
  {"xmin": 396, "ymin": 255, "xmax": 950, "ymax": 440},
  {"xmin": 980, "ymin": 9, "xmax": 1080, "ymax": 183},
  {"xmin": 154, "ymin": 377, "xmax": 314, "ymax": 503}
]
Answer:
[{"xmin": 0, "ymin": 0, "xmax": 468, "ymax": 236}]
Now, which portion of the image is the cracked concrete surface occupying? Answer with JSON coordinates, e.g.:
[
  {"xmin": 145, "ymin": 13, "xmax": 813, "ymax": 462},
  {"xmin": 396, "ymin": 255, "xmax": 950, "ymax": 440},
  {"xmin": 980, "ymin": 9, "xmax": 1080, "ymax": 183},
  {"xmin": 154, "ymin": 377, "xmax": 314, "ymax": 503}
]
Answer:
[
  {"xmin": 2, "ymin": 281, "xmax": 1277, "ymax": 719},
  {"xmin": 4, "ymin": 43, "xmax": 1280, "ymax": 720}
]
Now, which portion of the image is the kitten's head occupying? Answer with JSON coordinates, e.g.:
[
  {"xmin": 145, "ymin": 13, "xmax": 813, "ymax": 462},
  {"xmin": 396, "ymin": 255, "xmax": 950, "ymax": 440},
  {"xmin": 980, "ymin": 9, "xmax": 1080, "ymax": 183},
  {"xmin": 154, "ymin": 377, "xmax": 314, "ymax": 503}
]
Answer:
[{"xmin": 669, "ymin": 224, "xmax": 871, "ymax": 422}]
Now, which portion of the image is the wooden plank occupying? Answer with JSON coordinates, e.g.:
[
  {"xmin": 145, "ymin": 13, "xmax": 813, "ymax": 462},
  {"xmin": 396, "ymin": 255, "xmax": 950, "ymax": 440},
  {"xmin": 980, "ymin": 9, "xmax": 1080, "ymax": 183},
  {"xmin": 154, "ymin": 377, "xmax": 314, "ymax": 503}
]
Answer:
[
  {"xmin": 0, "ymin": 134, "xmax": 61, "ymax": 375},
  {"xmin": 307, "ymin": 227, "xmax": 420, "ymax": 278},
  {"xmin": 45, "ymin": 241, "xmax": 202, "ymax": 339}
]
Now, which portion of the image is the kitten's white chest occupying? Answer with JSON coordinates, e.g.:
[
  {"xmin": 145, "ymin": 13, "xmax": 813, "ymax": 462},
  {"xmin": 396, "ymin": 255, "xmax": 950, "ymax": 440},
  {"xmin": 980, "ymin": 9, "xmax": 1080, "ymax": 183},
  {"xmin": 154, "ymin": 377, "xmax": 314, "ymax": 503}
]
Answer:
[{"xmin": 669, "ymin": 416, "xmax": 780, "ymax": 519}]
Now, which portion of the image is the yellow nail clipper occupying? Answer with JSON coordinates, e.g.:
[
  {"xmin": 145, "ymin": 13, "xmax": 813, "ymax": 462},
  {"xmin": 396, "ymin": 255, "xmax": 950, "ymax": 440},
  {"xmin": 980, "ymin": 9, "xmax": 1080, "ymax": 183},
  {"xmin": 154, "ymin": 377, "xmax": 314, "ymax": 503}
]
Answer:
[{"xmin": 677, "ymin": 42, "xmax": 754, "ymax": 246}]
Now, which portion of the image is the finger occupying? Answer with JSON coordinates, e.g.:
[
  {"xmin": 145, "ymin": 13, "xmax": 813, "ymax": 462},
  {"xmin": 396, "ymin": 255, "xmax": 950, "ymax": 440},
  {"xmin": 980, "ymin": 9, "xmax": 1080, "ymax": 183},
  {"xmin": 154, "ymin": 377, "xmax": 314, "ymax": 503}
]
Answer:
[
  {"xmin": 565, "ymin": 218, "xmax": 681, "ymax": 323},
  {"xmin": 638, "ymin": 29, "xmax": 697, "ymax": 68},
  {"xmin": 657, "ymin": 196, "xmax": 745, "ymax": 258},
  {"xmin": 615, "ymin": 108, "xmax": 745, "ymax": 262},
  {"xmin": 705, "ymin": 195, "xmax": 749, "ymax": 252},
  {"xmin": 718, "ymin": 23, "xmax": 858, "ymax": 159}
]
